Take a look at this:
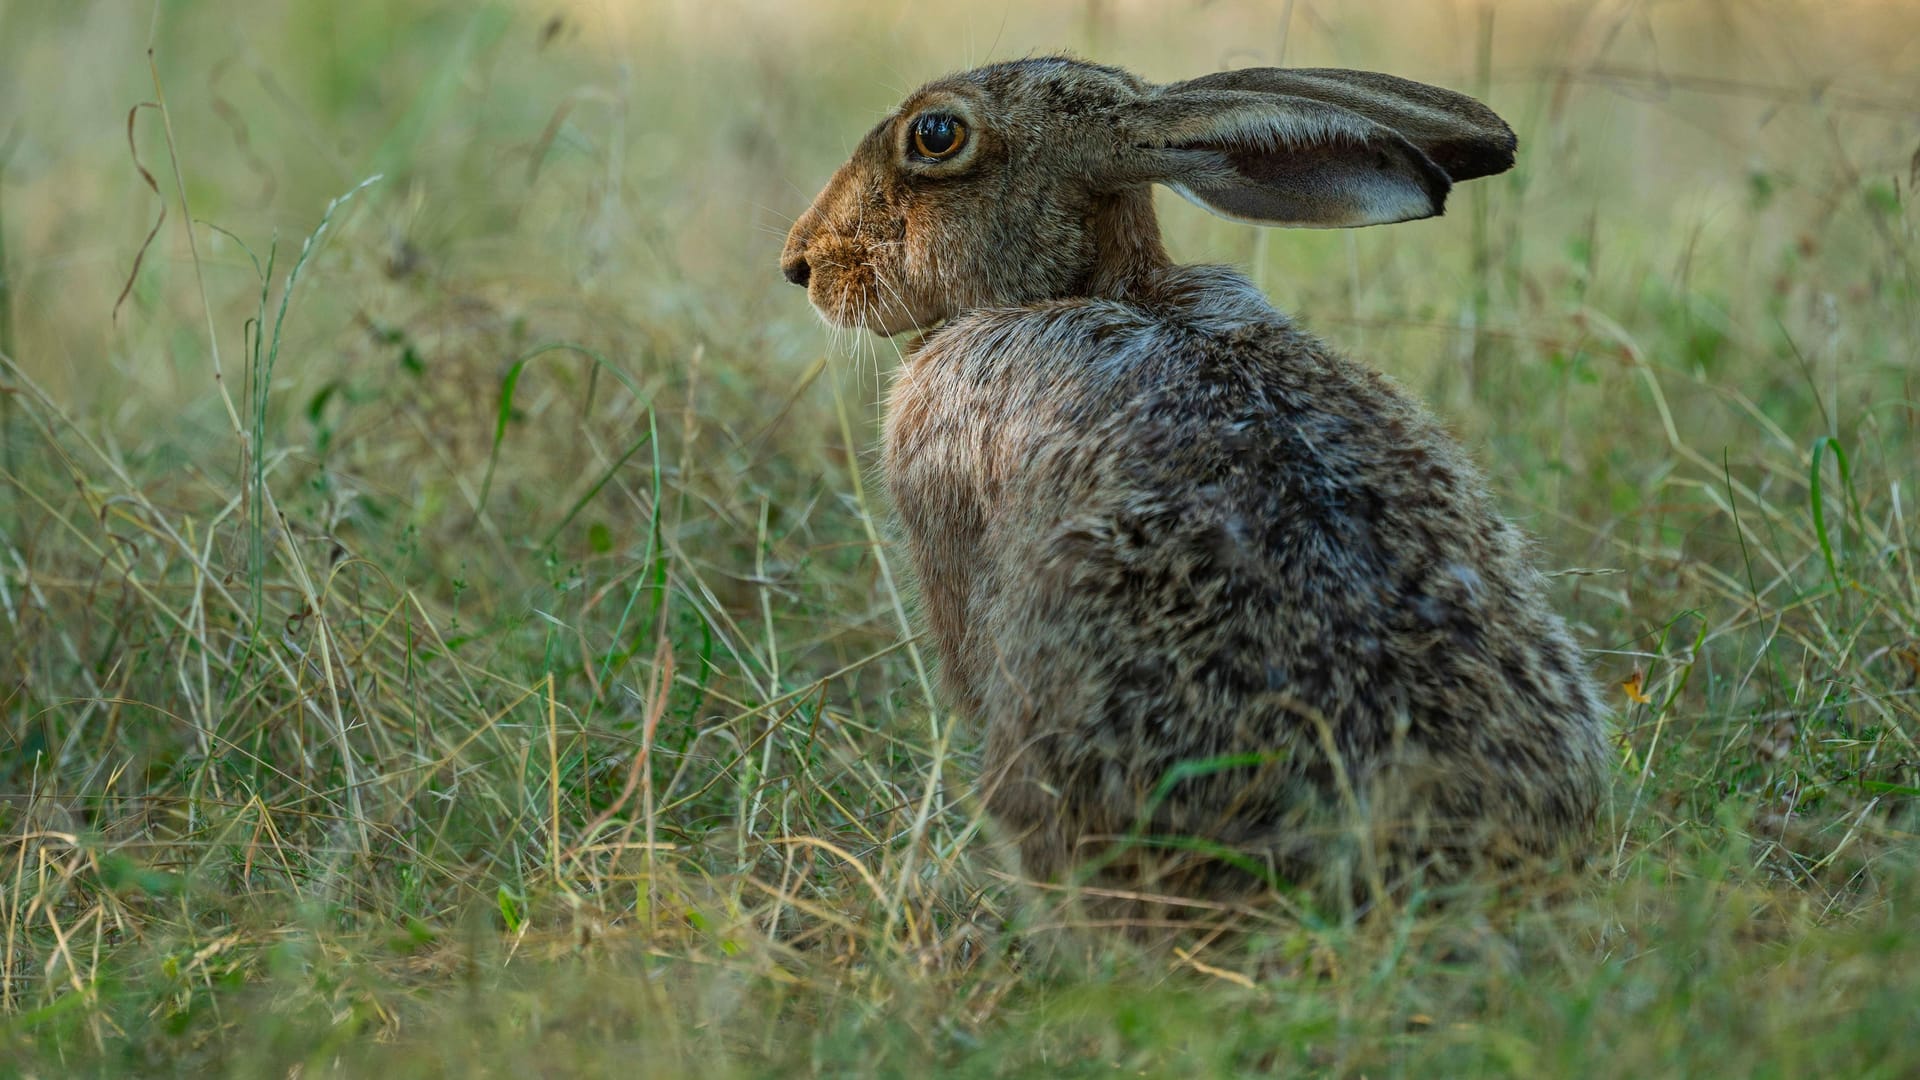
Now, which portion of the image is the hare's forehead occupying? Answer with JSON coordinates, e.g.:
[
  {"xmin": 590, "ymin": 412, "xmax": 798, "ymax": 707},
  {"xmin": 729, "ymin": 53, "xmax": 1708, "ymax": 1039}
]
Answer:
[
  {"xmin": 891, "ymin": 82, "xmax": 1131, "ymax": 138},
  {"xmin": 895, "ymin": 82, "xmax": 984, "ymax": 123}
]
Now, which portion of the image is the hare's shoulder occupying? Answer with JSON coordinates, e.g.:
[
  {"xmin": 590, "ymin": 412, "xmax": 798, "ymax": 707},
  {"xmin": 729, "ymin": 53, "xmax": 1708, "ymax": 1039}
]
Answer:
[
  {"xmin": 904, "ymin": 301, "xmax": 1165, "ymax": 393},
  {"xmin": 894, "ymin": 265, "xmax": 1278, "ymax": 398},
  {"xmin": 885, "ymin": 300, "xmax": 1169, "ymax": 454}
]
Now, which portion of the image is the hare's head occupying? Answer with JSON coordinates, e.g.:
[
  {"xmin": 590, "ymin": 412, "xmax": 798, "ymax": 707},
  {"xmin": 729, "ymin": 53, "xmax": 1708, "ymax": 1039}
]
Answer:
[{"xmin": 780, "ymin": 56, "xmax": 1516, "ymax": 335}]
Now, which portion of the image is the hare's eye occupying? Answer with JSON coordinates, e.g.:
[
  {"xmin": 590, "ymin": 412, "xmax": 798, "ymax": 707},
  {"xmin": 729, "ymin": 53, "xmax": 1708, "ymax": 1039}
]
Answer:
[{"xmin": 910, "ymin": 114, "xmax": 967, "ymax": 160}]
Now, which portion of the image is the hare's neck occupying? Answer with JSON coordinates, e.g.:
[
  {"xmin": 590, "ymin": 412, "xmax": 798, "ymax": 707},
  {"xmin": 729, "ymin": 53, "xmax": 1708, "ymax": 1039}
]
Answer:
[
  {"xmin": 1081, "ymin": 188, "xmax": 1284, "ymax": 330},
  {"xmin": 1083, "ymin": 188, "xmax": 1172, "ymax": 302}
]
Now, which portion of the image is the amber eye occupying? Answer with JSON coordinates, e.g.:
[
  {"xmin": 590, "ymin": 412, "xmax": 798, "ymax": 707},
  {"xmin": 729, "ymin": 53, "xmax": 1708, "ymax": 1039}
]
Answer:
[{"xmin": 910, "ymin": 114, "xmax": 967, "ymax": 160}]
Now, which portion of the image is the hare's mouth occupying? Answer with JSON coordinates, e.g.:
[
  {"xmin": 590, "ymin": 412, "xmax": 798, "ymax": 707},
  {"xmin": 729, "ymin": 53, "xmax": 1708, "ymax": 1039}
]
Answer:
[
  {"xmin": 844, "ymin": 301, "xmax": 929, "ymax": 338},
  {"xmin": 808, "ymin": 269, "xmax": 930, "ymax": 337}
]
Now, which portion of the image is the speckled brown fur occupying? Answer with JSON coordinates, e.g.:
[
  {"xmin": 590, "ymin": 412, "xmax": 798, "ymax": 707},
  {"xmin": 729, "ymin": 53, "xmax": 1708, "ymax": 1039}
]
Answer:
[{"xmin": 783, "ymin": 57, "xmax": 1608, "ymax": 915}]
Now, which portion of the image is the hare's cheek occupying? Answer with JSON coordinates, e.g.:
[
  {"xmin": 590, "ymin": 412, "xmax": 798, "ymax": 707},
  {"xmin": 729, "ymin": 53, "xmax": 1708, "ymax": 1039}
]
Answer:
[{"xmin": 908, "ymin": 214, "xmax": 956, "ymax": 281}]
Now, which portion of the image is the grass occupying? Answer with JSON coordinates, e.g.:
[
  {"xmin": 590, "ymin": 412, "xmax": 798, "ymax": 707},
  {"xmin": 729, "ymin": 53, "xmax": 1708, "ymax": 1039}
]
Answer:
[{"xmin": 2, "ymin": 0, "xmax": 1918, "ymax": 1075}]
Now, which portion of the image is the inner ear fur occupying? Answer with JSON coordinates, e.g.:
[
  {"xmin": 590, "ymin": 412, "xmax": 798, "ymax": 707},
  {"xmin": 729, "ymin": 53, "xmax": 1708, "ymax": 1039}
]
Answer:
[
  {"xmin": 1129, "ymin": 89, "xmax": 1455, "ymax": 229},
  {"xmin": 1122, "ymin": 67, "xmax": 1517, "ymax": 230},
  {"xmin": 1162, "ymin": 68, "xmax": 1518, "ymax": 183}
]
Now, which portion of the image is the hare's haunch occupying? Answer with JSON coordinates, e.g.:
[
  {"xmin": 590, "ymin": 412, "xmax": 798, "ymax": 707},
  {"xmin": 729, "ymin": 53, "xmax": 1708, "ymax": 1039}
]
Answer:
[{"xmin": 782, "ymin": 57, "xmax": 1610, "ymax": 911}]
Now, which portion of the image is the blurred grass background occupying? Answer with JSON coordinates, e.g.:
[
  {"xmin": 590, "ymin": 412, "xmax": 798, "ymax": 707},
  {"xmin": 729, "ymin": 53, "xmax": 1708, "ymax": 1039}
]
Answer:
[{"xmin": 1, "ymin": 0, "xmax": 1917, "ymax": 1075}]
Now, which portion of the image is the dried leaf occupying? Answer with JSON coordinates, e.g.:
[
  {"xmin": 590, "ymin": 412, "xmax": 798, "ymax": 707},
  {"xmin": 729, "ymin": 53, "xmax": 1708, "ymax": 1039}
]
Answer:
[
  {"xmin": 1894, "ymin": 642, "xmax": 1920, "ymax": 680},
  {"xmin": 114, "ymin": 101, "xmax": 165, "ymax": 324},
  {"xmin": 1621, "ymin": 670, "xmax": 1653, "ymax": 705}
]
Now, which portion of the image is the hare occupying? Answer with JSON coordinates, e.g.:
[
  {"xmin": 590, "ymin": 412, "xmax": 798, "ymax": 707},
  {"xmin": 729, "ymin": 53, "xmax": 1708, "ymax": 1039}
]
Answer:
[{"xmin": 781, "ymin": 57, "xmax": 1610, "ymax": 916}]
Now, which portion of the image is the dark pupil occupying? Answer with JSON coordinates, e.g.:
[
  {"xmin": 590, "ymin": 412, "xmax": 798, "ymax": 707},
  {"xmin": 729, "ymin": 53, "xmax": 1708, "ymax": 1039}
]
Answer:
[{"xmin": 917, "ymin": 116, "xmax": 958, "ymax": 156}]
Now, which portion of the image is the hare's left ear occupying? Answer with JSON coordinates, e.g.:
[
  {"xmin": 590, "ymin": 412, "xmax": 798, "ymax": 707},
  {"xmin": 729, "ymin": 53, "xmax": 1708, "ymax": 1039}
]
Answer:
[{"xmin": 1123, "ymin": 68, "xmax": 1516, "ymax": 229}]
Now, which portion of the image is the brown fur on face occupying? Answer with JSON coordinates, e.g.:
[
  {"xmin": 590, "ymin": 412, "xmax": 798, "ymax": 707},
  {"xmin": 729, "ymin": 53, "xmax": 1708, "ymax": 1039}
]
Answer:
[
  {"xmin": 784, "ymin": 57, "xmax": 1605, "ymax": 922},
  {"xmin": 782, "ymin": 59, "xmax": 1159, "ymax": 334}
]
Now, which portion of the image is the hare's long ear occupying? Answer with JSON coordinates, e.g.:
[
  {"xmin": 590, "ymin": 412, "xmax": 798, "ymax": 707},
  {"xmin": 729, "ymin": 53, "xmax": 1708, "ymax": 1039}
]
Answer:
[
  {"xmin": 1164, "ymin": 69, "xmax": 1518, "ymax": 182},
  {"xmin": 1124, "ymin": 69, "xmax": 1515, "ymax": 229}
]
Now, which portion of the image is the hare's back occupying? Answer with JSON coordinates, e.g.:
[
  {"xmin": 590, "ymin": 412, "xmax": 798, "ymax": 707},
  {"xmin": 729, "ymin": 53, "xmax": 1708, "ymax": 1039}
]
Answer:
[{"xmin": 896, "ymin": 296, "xmax": 1605, "ymax": 824}]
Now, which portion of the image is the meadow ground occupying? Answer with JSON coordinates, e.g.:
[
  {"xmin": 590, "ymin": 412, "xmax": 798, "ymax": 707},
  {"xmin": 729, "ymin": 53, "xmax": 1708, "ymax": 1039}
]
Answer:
[{"xmin": 2, "ymin": 0, "xmax": 1918, "ymax": 1075}]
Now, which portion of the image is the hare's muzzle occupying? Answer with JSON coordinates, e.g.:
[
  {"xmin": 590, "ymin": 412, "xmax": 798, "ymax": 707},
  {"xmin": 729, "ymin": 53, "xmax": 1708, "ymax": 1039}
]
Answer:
[{"xmin": 780, "ymin": 256, "xmax": 811, "ymax": 288}]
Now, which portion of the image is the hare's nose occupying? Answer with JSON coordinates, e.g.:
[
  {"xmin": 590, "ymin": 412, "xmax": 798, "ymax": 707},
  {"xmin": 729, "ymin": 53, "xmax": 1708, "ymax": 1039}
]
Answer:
[{"xmin": 781, "ymin": 257, "xmax": 811, "ymax": 288}]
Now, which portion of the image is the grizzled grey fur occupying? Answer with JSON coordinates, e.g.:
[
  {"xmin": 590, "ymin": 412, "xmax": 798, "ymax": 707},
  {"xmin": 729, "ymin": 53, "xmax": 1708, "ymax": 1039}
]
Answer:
[{"xmin": 782, "ymin": 56, "xmax": 1610, "ymax": 914}]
